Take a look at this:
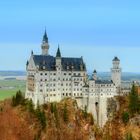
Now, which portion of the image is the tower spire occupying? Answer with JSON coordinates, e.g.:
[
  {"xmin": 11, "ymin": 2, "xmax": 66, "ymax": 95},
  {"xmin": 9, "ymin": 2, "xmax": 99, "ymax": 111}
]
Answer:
[
  {"xmin": 41, "ymin": 29, "xmax": 49, "ymax": 55},
  {"xmin": 42, "ymin": 29, "xmax": 48, "ymax": 43},
  {"xmin": 56, "ymin": 45, "xmax": 61, "ymax": 57}
]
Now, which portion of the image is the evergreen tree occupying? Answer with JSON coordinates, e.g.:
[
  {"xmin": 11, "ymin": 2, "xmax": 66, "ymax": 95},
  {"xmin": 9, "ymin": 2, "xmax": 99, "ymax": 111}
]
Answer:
[
  {"xmin": 50, "ymin": 102, "xmax": 54, "ymax": 113},
  {"xmin": 83, "ymin": 105, "xmax": 88, "ymax": 119},
  {"xmin": 63, "ymin": 103, "xmax": 68, "ymax": 123},
  {"xmin": 35, "ymin": 102, "xmax": 47, "ymax": 129},
  {"xmin": 12, "ymin": 90, "xmax": 24, "ymax": 106},
  {"xmin": 125, "ymin": 133, "xmax": 133, "ymax": 140},
  {"xmin": 53, "ymin": 103, "xmax": 59, "ymax": 127},
  {"xmin": 27, "ymin": 99, "xmax": 34, "ymax": 113},
  {"xmin": 129, "ymin": 84, "xmax": 139, "ymax": 115},
  {"xmin": 122, "ymin": 112, "xmax": 129, "ymax": 124}
]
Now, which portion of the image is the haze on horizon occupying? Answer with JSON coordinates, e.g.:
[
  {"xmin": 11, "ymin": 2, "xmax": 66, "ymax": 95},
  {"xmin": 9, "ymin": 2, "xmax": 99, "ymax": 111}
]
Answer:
[{"xmin": 0, "ymin": 0, "xmax": 140, "ymax": 72}]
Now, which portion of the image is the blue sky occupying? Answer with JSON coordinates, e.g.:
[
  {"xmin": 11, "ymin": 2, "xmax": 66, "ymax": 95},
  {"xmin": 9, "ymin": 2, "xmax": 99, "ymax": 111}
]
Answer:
[{"xmin": 0, "ymin": 0, "xmax": 140, "ymax": 72}]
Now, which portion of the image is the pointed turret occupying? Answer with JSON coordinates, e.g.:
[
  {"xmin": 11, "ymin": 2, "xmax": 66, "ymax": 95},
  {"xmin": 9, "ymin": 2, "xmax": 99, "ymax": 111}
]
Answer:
[
  {"xmin": 93, "ymin": 69, "xmax": 97, "ymax": 80},
  {"xmin": 56, "ymin": 45, "xmax": 61, "ymax": 57},
  {"xmin": 42, "ymin": 30, "xmax": 48, "ymax": 43},
  {"xmin": 41, "ymin": 29, "xmax": 49, "ymax": 55}
]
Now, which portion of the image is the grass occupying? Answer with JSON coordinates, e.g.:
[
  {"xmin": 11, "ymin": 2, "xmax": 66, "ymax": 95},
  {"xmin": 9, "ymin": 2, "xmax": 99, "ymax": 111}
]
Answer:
[
  {"xmin": 0, "ymin": 90, "xmax": 17, "ymax": 101},
  {"xmin": 0, "ymin": 79, "xmax": 26, "ymax": 101}
]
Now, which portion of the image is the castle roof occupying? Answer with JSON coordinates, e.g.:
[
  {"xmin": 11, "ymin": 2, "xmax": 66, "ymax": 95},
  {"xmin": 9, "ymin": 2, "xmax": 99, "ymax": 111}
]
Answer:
[
  {"xmin": 113, "ymin": 56, "xmax": 120, "ymax": 61},
  {"xmin": 32, "ymin": 55, "xmax": 86, "ymax": 71},
  {"xmin": 56, "ymin": 46, "xmax": 61, "ymax": 57},
  {"xmin": 95, "ymin": 80, "xmax": 113, "ymax": 84}
]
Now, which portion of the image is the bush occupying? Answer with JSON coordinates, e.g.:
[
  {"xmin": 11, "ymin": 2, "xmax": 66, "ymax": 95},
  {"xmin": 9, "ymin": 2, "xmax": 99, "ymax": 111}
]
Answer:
[{"xmin": 122, "ymin": 112, "xmax": 129, "ymax": 124}]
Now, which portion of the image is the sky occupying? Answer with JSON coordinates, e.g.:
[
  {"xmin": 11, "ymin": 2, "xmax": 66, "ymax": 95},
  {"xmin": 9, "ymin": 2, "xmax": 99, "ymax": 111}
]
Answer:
[{"xmin": 0, "ymin": 0, "xmax": 140, "ymax": 72}]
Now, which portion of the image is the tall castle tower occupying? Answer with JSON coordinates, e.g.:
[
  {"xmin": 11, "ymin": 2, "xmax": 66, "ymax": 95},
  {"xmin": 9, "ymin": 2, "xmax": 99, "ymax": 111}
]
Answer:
[
  {"xmin": 111, "ymin": 57, "xmax": 121, "ymax": 91},
  {"xmin": 41, "ymin": 30, "xmax": 49, "ymax": 55}
]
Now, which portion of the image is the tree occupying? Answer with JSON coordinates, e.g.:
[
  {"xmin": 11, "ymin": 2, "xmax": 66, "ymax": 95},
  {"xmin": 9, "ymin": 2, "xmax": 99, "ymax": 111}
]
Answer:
[
  {"xmin": 125, "ymin": 133, "xmax": 133, "ymax": 140},
  {"xmin": 63, "ymin": 103, "xmax": 68, "ymax": 123},
  {"xmin": 12, "ymin": 90, "xmax": 24, "ymax": 106},
  {"xmin": 35, "ymin": 102, "xmax": 47, "ymax": 129},
  {"xmin": 83, "ymin": 105, "xmax": 88, "ymax": 119},
  {"xmin": 53, "ymin": 103, "xmax": 59, "ymax": 127},
  {"xmin": 129, "ymin": 84, "xmax": 139, "ymax": 115},
  {"xmin": 122, "ymin": 112, "xmax": 129, "ymax": 124},
  {"xmin": 50, "ymin": 102, "xmax": 54, "ymax": 113},
  {"xmin": 27, "ymin": 99, "xmax": 34, "ymax": 113}
]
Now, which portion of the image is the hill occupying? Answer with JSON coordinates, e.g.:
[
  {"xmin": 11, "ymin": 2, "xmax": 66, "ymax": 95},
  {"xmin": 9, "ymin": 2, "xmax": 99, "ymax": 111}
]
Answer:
[
  {"xmin": 0, "ymin": 98, "xmax": 100, "ymax": 140},
  {"xmin": 0, "ymin": 94, "xmax": 139, "ymax": 140}
]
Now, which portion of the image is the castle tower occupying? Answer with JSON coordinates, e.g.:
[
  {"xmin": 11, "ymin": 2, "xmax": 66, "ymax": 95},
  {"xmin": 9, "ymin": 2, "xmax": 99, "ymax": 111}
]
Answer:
[
  {"xmin": 93, "ymin": 69, "xmax": 97, "ymax": 80},
  {"xmin": 41, "ymin": 30, "xmax": 49, "ymax": 55},
  {"xmin": 55, "ymin": 45, "xmax": 62, "ymax": 101},
  {"xmin": 111, "ymin": 57, "xmax": 121, "ymax": 90}
]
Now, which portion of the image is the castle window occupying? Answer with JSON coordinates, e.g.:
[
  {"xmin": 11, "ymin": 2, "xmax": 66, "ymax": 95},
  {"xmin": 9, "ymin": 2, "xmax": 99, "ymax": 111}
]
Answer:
[
  {"xmin": 64, "ymin": 73, "xmax": 66, "ymax": 75},
  {"xmin": 69, "ymin": 93, "xmax": 71, "ymax": 96},
  {"xmin": 45, "ymin": 73, "xmax": 47, "ymax": 75},
  {"xmin": 53, "ymin": 73, "xmax": 56, "ymax": 75},
  {"xmin": 40, "ymin": 89, "xmax": 43, "ymax": 92},
  {"xmin": 45, "ymin": 79, "xmax": 47, "ymax": 81},
  {"xmin": 69, "ymin": 73, "xmax": 71, "ymax": 75},
  {"xmin": 78, "ymin": 73, "xmax": 80, "ymax": 76},
  {"xmin": 40, "ymin": 73, "xmax": 43, "ymax": 75},
  {"xmin": 40, "ymin": 79, "xmax": 43, "ymax": 81}
]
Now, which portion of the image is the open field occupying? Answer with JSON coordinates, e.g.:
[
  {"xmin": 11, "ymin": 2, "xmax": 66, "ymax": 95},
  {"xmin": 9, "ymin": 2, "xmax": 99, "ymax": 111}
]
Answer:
[{"xmin": 0, "ymin": 79, "xmax": 26, "ymax": 101}]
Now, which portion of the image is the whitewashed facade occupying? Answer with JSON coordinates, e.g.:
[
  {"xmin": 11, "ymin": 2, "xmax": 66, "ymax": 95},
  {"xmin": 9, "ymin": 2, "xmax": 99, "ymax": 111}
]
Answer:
[{"xmin": 25, "ymin": 31, "xmax": 121, "ymax": 127}]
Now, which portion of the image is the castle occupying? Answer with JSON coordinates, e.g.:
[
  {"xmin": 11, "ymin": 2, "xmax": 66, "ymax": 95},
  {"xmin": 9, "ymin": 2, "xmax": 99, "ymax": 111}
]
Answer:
[{"xmin": 25, "ymin": 31, "xmax": 121, "ymax": 127}]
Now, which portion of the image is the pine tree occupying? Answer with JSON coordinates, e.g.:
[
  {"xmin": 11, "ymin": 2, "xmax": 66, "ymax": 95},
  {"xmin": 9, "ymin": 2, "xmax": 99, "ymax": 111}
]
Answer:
[
  {"xmin": 83, "ymin": 105, "xmax": 88, "ymax": 119},
  {"xmin": 35, "ymin": 102, "xmax": 47, "ymax": 129},
  {"xmin": 27, "ymin": 99, "xmax": 34, "ymax": 113},
  {"xmin": 129, "ymin": 84, "xmax": 139, "ymax": 115},
  {"xmin": 63, "ymin": 103, "xmax": 68, "ymax": 123},
  {"xmin": 122, "ymin": 112, "xmax": 129, "ymax": 124},
  {"xmin": 125, "ymin": 133, "xmax": 133, "ymax": 140}
]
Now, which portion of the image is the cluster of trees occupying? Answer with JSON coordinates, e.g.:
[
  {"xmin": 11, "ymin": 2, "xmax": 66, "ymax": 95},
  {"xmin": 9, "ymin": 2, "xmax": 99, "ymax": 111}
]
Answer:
[
  {"xmin": 12, "ymin": 92, "xmax": 47, "ymax": 130},
  {"xmin": 12, "ymin": 90, "xmax": 24, "ymax": 106},
  {"xmin": 129, "ymin": 84, "xmax": 140, "ymax": 115},
  {"xmin": 50, "ymin": 102, "xmax": 59, "ymax": 127},
  {"xmin": 35, "ymin": 103, "xmax": 47, "ymax": 130},
  {"xmin": 122, "ymin": 84, "xmax": 140, "ymax": 125}
]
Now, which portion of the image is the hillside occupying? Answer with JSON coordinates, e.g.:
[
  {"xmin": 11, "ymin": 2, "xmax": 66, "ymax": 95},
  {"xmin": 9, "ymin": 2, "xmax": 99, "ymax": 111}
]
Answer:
[
  {"xmin": 0, "ymin": 97, "xmax": 100, "ymax": 140},
  {"xmin": 0, "ymin": 94, "xmax": 139, "ymax": 140},
  {"xmin": 103, "ymin": 96, "xmax": 140, "ymax": 140}
]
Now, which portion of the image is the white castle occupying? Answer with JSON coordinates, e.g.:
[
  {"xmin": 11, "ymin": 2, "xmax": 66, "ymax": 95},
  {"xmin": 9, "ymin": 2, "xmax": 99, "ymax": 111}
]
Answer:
[{"xmin": 25, "ymin": 31, "xmax": 121, "ymax": 127}]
